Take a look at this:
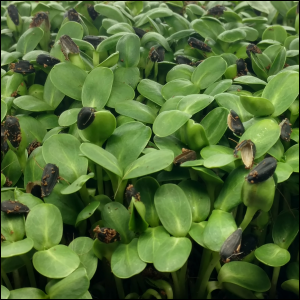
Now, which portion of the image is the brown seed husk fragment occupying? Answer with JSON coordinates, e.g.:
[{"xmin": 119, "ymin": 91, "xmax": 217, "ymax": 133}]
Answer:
[
  {"xmin": 30, "ymin": 12, "xmax": 50, "ymax": 29},
  {"xmin": 4, "ymin": 116, "xmax": 22, "ymax": 149},
  {"xmin": 220, "ymin": 228, "xmax": 242, "ymax": 263},
  {"xmin": 227, "ymin": 110, "xmax": 245, "ymax": 136},
  {"xmin": 59, "ymin": 35, "xmax": 79, "ymax": 60},
  {"xmin": 93, "ymin": 226, "xmax": 121, "ymax": 244},
  {"xmin": 1, "ymin": 200, "xmax": 29, "ymax": 214},
  {"xmin": 279, "ymin": 118, "xmax": 292, "ymax": 142},
  {"xmin": 234, "ymin": 140, "xmax": 256, "ymax": 169},
  {"xmin": 174, "ymin": 148, "xmax": 197, "ymax": 165}
]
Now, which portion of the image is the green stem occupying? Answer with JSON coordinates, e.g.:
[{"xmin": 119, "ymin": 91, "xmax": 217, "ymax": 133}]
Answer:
[
  {"xmin": 93, "ymin": 51, "xmax": 100, "ymax": 66},
  {"xmin": 215, "ymin": 261, "xmax": 221, "ymax": 274},
  {"xmin": 257, "ymin": 225, "xmax": 268, "ymax": 247},
  {"xmin": 207, "ymin": 281, "xmax": 221, "ymax": 299},
  {"xmin": 136, "ymin": 95, "xmax": 145, "ymax": 103},
  {"xmin": 96, "ymin": 165, "xmax": 104, "ymax": 195},
  {"xmin": 146, "ymin": 279, "xmax": 173, "ymax": 299},
  {"xmin": 239, "ymin": 206, "xmax": 258, "ymax": 231},
  {"xmin": 236, "ymin": 203, "xmax": 245, "ymax": 226},
  {"xmin": 115, "ymin": 180, "xmax": 128, "ymax": 204},
  {"xmin": 176, "ymin": 261, "xmax": 188, "ymax": 299},
  {"xmin": 189, "ymin": 169, "xmax": 198, "ymax": 181},
  {"xmin": 195, "ymin": 247, "xmax": 212, "ymax": 292},
  {"xmin": 104, "ymin": 180, "xmax": 112, "ymax": 197},
  {"xmin": 270, "ymin": 267, "xmax": 281, "ymax": 299},
  {"xmin": 69, "ymin": 53, "xmax": 86, "ymax": 70},
  {"xmin": 141, "ymin": 289, "xmax": 162, "ymax": 299},
  {"xmin": 79, "ymin": 184, "xmax": 90, "ymax": 206},
  {"xmin": 130, "ymin": 275, "xmax": 139, "ymax": 294},
  {"xmin": 271, "ymin": 190, "xmax": 280, "ymax": 220},
  {"xmin": 78, "ymin": 220, "xmax": 87, "ymax": 236},
  {"xmin": 79, "ymin": 185, "xmax": 97, "ymax": 225},
  {"xmin": 178, "ymin": 261, "xmax": 188, "ymax": 285},
  {"xmin": 283, "ymin": 185, "xmax": 291, "ymax": 213},
  {"xmin": 16, "ymin": 150, "xmax": 27, "ymax": 173},
  {"xmin": 136, "ymin": 274, "xmax": 147, "ymax": 293},
  {"xmin": 12, "ymin": 270, "xmax": 21, "ymax": 289},
  {"xmin": 114, "ymin": 275, "xmax": 125, "ymax": 299},
  {"xmin": 125, "ymin": 293, "xmax": 140, "ymax": 299},
  {"xmin": 206, "ymin": 183, "xmax": 218, "ymax": 214},
  {"xmin": 1, "ymin": 267, "xmax": 12, "ymax": 290},
  {"xmin": 171, "ymin": 271, "xmax": 181, "ymax": 299},
  {"xmin": 195, "ymin": 251, "xmax": 220, "ymax": 299},
  {"xmin": 21, "ymin": 256, "xmax": 36, "ymax": 288}
]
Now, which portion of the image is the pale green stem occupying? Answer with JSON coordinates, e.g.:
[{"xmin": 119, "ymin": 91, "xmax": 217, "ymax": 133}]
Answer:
[
  {"xmin": 115, "ymin": 180, "xmax": 128, "ymax": 204},
  {"xmin": 78, "ymin": 220, "xmax": 87, "ymax": 236},
  {"xmin": 189, "ymin": 169, "xmax": 198, "ymax": 181},
  {"xmin": 171, "ymin": 271, "xmax": 181, "ymax": 299},
  {"xmin": 12, "ymin": 270, "xmax": 21, "ymax": 289},
  {"xmin": 177, "ymin": 261, "xmax": 188, "ymax": 299},
  {"xmin": 141, "ymin": 289, "xmax": 162, "ymax": 299},
  {"xmin": 96, "ymin": 165, "xmax": 104, "ymax": 195},
  {"xmin": 178, "ymin": 261, "xmax": 188, "ymax": 284},
  {"xmin": 125, "ymin": 293, "xmax": 140, "ymax": 299},
  {"xmin": 104, "ymin": 180, "xmax": 112, "ymax": 197},
  {"xmin": 21, "ymin": 256, "xmax": 36, "ymax": 288},
  {"xmin": 79, "ymin": 184, "xmax": 90, "ymax": 206},
  {"xmin": 236, "ymin": 203, "xmax": 245, "ymax": 225},
  {"xmin": 136, "ymin": 274, "xmax": 147, "ymax": 293},
  {"xmin": 93, "ymin": 51, "xmax": 100, "ymax": 66},
  {"xmin": 270, "ymin": 267, "xmax": 281, "ymax": 299},
  {"xmin": 215, "ymin": 261, "xmax": 221, "ymax": 274},
  {"xmin": 69, "ymin": 53, "xmax": 86, "ymax": 70},
  {"xmin": 257, "ymin": 225, "xmax": 268, "ymax": 247},
  {"xmin": 239, "ymin": 206, "xmax": 258, "ymax": 231},
  {"xmin": 16, "ymin": 151, "xmax": 27, "ymax": 173},
  {"xmin": 271, "ymin": 190, "xmax": 280, "ymax": 220},
  {"xmin": 1, "ymin": 267, "xmax": 12, "ymax": 290},
  {"xmin": 194, "ymin": 248, "xmax": 212, "ymax": 293},
  {"xmin": 206, "ymin": 183, "xmax": 216, "ymax": 214},
  {"xmin": 79, "ymin": 184, "xmax": 96, "ymax": 225},
  {"xmin": 195, "ymin": 252, "xmax": 220, "ymax": 299},
  {"xmin": 114, "ymin": 275, "xmax": 125, "ymax": 299}
]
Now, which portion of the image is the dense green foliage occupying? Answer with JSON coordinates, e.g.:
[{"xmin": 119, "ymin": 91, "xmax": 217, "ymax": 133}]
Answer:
[{"xmin": 1, "ymin": 1, "xmax": 299, "ymax": 299}]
